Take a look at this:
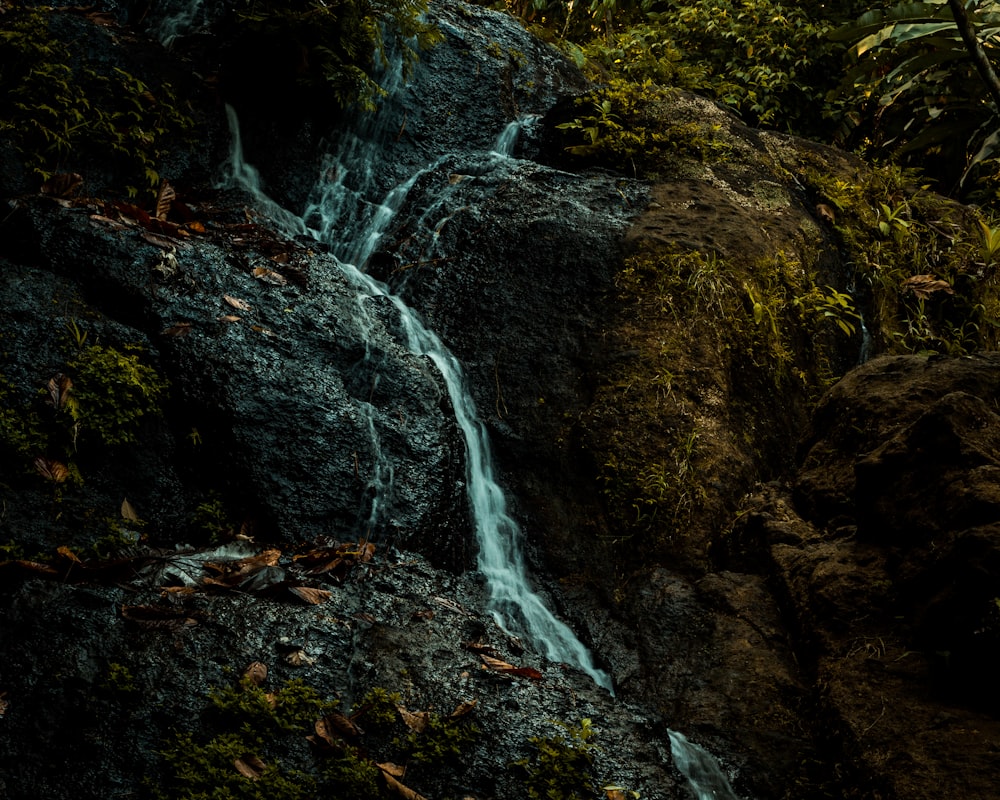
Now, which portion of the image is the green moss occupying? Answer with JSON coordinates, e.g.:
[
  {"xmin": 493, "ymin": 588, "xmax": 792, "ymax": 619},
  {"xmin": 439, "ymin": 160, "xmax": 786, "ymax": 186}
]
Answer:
[
  {"xmin": 353, "ymin": 686, "xmax": 403, "ymax": 727},
  {"xmin": 395, "ymin": 712, "xmax": 479, "ymax": 764},
  {"xmin": 102, "ymin": 662, "xmax": 137, "ymax": 693},
  {"xmin": 158, "ymin": 731, "xmax": 315, "ymax": 800},
  {"xmin": 514, "ymin": 719, "xmax": 598, "ymax": 800},
  {"xmin": 66, "ymin": 344, "xmax": 167, "ymax": 447},
  {"xmin": 0, "ymin": 376, "xmax": 46, "ymax": 461},
  {"xmin": 210, "ymin": 677, "xmax": 336, "ymax": 734},
  {"xmin": 320, "ymin": 745, "xmax": 381, "ymax": 800}
]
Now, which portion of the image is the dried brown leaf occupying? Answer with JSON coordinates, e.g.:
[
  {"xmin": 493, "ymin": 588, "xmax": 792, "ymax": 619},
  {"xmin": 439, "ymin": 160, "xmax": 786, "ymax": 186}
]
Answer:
[
  {"xmin": 233, "ymin": 754, "xmax": 265, "ymax": 780},
  {"xmin": 120, "ymin": 498, "xmax": 140, "ymax": 522},
  {"xmin": 184, "ymin": 221, "xmax": 206, "ymax": 234},
  {"xmin": 316, "ymin": 710, "xmax": 363, "ymax": 743},
  {"xmin": 161, "ymin": 322, "xmax": 193, "ymax": 337},
  {"xmin": 218, "ymin": 314, "xmax": 242, "ymax": 323},
  {"xmin": 479, "ymin": 654, "xmax": 542, "ymax": 680},
  {"xmin": 243, "ymin": 661, "xmax": 268, "ymax": 686},
  {"xmin": 378, "ymin": 762, "xmax": 407, "ymax": 779},
  {"xmin": 142, "ymin": 231, "xmax": 190, "ymax": 250},
  {"xmin": 155, "ymin": 181, "xmax": 176, "ymax": 221},
  {"xmin": 40, "ymin": 172, "xmax": 83, "ymax": 198},
  {"xmin": 380, "ymin": 768, "xmax": 427, "ymax": 800},
  {"xmin": 815, "ymin": 203, "xmax": 836, "ymax": 223},
  {"xmin": 0, "ymin": 692, "xmax": 8, "ymax": 717},
  {"xmin": 224, "ymin": 294, "xmax": 251, "ymax": 311},
  {"xmin": 289, "ymin": 586, "xmax": 331, "ymax": 605},
  {"xmin": 396, "ymin": 705, "xmax": 430, "ymax": 733},
  {"xmin": 252, "ymin": 266, "xmax": 288, "ymax": 286},
  {"xmin": 56, "ymin": 545, "xmax": 82, "ymax": 564},
  {"xmin": 34, "ymin": 457, "xmax": 69, "ymax": 483},
  {"xmin": 449, "ymin": 699, "xmax": 478, "ymax": 719},
  {"xmin": 901, "ymin": 274, "xmax": 955, "ymax": 299},
  {"xmin": 89, "ymin": 214, "xmax": 129, "ymax": 231},
  {"xmin": 284, "ymin": 648, "xmax": 315, "ymax": 667},
  {"xmin": 47, "ymin": 373, "xmax": 72, "ymax": 410},
  {"xmin": 251, "ymin": 325, "xmax": 275, "ymax": 337}
]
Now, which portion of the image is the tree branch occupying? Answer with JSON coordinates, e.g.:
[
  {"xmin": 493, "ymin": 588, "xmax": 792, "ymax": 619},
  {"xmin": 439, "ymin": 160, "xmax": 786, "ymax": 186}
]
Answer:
[{"xmin": 949, "ymin": 0, "xmax": 1000, "ymax": 110}]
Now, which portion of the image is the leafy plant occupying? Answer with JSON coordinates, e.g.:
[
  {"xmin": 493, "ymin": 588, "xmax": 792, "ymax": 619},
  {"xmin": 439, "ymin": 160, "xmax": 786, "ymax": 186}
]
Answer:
[
  {"xmin": 832, "ymin": 0, "xmax": 1000, "ymax": 199},
  {"xmin": 515, "ymin": 718, "xmax": 599, "ymax": 800},
  {"xmin": 0, "ymin": 8, "xmax": 193, "ymax": 194},
  {"xmin": 555, "ymin": 78, "xmax": 730, "ymax": 176},
  {"xmin": 222, "ymin": 0, "xmax": 442, "ymax": 116}
]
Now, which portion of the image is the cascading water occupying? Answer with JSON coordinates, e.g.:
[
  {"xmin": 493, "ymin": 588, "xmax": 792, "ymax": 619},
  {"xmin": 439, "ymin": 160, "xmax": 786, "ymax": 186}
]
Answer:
[
  {"xmin": 220, "ymin": 93, "xmax": 743, "ymax": 798},
  {"xmin": 220, "ymin": 107, "xmax": 611, "ymax": 691}
]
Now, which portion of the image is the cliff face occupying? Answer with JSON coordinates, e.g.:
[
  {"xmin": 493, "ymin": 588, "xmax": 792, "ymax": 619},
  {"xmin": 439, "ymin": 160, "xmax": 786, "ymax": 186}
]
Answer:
[{"xmin": 1, "ymin": 1, "xmax": 998, "ymax": 798}]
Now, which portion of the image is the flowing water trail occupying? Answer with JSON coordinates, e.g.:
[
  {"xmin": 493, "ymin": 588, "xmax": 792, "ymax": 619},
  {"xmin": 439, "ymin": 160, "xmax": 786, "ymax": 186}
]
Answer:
[
  {"xmin": 221, "ymin": 106, "xmax": 748, "ymax": 795},
  {"xmin": 220, "ymin": 109, "xmax": 612, "ymax": 691}
]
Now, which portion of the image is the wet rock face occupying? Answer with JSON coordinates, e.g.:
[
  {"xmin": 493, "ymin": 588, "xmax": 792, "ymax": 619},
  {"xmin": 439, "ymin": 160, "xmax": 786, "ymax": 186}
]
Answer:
[{"xmin": 0, "ymin": 195, "xmax": 464, "ymax": 559}]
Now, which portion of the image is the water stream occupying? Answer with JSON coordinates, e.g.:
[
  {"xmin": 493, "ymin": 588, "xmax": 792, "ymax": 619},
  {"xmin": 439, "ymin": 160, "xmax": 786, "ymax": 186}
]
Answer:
[{"xmin": 221, "ymin": 99, "xmax": 740, "ymax": 799}]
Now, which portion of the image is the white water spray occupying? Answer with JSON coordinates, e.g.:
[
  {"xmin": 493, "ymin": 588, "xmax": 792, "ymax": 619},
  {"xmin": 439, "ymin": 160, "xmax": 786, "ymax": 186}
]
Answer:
[
  {"xmin": 220, "ymin": 108, "xmax": 611, "ymax": 690},
  {"xmin": 669, "ymin": 730, "xmax": 740, "ymax": 800}
]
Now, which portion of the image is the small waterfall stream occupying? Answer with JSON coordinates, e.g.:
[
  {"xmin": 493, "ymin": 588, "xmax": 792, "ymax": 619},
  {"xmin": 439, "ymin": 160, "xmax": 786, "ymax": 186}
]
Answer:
[{"xmin": 221, "ymin": 99, "xmax": 740, "ymax": 798}]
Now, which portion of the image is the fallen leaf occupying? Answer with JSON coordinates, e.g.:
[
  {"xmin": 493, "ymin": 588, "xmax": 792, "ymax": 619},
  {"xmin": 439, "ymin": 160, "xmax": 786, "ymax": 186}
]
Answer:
[
  {"xmin": 47, "ymin": 373, "xmax": 72, "ymax": 410},
  {"xmin": 89, "ymin": 214, "xmax": 129, "ymax": 231},
  {"xmin": 56, "ymin": 545, "xmax": 82, "ymax": 564},
  {"xmin": 289, "ymin": 586, "xmax": 331, "ymax": 605},
  {"xmin": 316, "ymin": 711, "xmax": 363, "ymax": 744},
  {"xmin": 155, "ymin": 181, "xmax": 176, "ymax": 221},
  {"xmin": 184, "ymin": 220, "xmax": 206, "ymax": 234},
  {"xmin": 411, "ymin": 609, "xmax": 434, "ymax": 620},
  {"xmin": 113, "ymin": 201, "xmax": 152, "ymax": 227},
  {"xmin": 479, "ymin": 654, "xmax": 543, "ymax": 680},
  {"xmin": 40, "ymin": 172, "xmax": 83, "ymax": 198},
  {"xmin": 161, "ymin": 322, "xmax": 193, "ymax": 337},
  {"xmin": 233, "ymin": 754, "xmax": 265, "ymax": 780},
  {"xmin": 284, "ymin": 648, "xmax": 315, "ymax": 667},
  {"xmin": 380, "ymin": 767, "xmax": 427, "ymax": 800},
  {"xmin": 224, "ymin": 294, "xmax": 252, "ymax": 311},
  {"xmin": 449, "ymin": 699, "xmax": 477, "ymax": 719},
  {"xmin": 0, "ymin": 692, "xmax": 7, "ymax": 716},
  {"xmin": 218, "ymin": 314, "xmax": 242, "ymax": 323},
  {"xmin": 815, "ymin": 203, "xmax": 836, "ymax": 223},
  {"xmin": 396, "ymin": 705, "xmax": 429, "ymax": 733},
  {"xmin": 243, "ymin": 661, "xmax": 267, "ymax": 686},
  {"xmin": 432, "ymin": 596, "xmax": 469, "ymax": 615},
  {"xmin": 142, "ymin": 231, "xmax": 190, "ymax": 251},
  {"xmin": 250, "ymin": 325, "xmax": 275, "ymax": 337},
  {"xmin": 253, "ymin": 266, "xmax": 288, "ymax": 286},
  {"xmin": 901, "ymin": 274, "xmax": 954, "ymax": 299},
  {"xmin": 121, "ymin": 498, "xmax": 140, "ymax": 522},
  {"xmin": 34, "ymin": 457, "xmax": 69, "ymax": 483},
  {"xmin": 378, "ymin": 762, "xmax": 406, "ymax": 779}
]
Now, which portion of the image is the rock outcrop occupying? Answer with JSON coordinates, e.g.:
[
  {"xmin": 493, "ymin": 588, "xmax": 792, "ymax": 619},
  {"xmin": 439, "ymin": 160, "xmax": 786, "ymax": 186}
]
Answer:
[{"xmin": 1, "ymin": 1, "xmax": 999, "ymax": 798}]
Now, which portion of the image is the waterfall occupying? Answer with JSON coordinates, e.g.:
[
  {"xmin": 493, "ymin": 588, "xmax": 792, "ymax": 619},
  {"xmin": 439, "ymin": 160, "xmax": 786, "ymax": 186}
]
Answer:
[
  {"xmin": 220, "ymin": 104, "xmax": 748, "ymax": 796},
  {"xmin": 669, "ymin": 731, "xmax": 740, "ymax": 800},
  {"xmin": 219, "ymin": 108, "xmax": 611, "ymax": 691}
]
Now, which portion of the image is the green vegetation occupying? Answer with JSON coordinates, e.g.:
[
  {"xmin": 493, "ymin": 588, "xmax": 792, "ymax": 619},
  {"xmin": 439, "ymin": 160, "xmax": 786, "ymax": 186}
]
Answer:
[
  {"xmin": 395, "ymin": 711, "xmax": 480, "ymax": 764},
  {"xmin": 0, "ymin": 8, "xmax": 193, "ymax": 194},
  {"xmin": 555, "ymin": 78, "xmax": 732, "ymax": 177},
  {"xmin": 803, "ymin": 164, "xmax": 1000, "ymax": 355},
  {"xmin": 158, "ymin": 678, "xmax": 479, "ymax": 800},
  {"xmin": 66, "ymin": 344, "xmax": 168, "ymax": 447},
  {"xmin": 515, "ymin": 718, "xmax": 599, "ymax": 800},
  {"xmin": 222, "ymin": 0, "xmax": 442, "ymax": 116}
]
